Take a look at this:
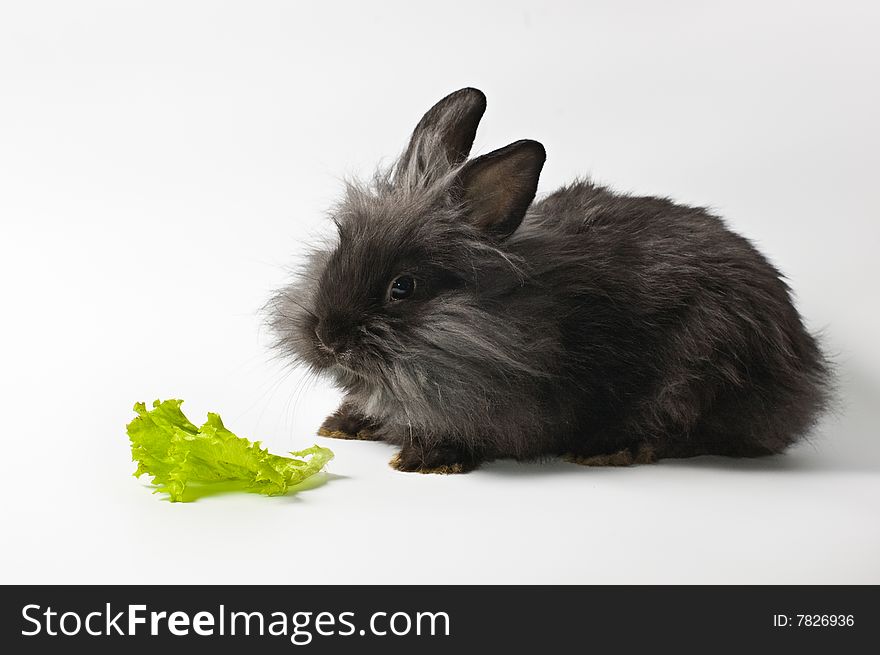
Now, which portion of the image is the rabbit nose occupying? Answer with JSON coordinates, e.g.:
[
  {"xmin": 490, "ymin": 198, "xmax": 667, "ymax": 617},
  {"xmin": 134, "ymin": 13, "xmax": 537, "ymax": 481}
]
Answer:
[
  {"xmin": 314, "ymin": 328, "xmax": 331, "ymax": 351},
  {"xmin": 315, "ymin": 320, "xmax": 354, "ymax": 354}
]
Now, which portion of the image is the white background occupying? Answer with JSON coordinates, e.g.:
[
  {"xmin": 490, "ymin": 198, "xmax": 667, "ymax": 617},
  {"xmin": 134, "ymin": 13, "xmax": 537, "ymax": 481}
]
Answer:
[{"xmin": 2, "ymin": 1, "xmax": 878, "ymax": 584}]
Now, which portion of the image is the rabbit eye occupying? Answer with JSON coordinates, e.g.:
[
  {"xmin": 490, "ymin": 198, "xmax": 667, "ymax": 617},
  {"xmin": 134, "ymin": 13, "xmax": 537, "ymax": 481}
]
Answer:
[{"xmin": 389, "ymin": 275, "xmax": 416, "ymax": 301}]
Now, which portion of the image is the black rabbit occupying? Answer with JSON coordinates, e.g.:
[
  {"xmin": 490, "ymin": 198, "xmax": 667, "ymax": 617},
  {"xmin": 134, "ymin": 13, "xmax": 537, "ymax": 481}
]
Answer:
[{"xmin": 269, "ymin": 88, "xmax": 831, "ymax": 473}]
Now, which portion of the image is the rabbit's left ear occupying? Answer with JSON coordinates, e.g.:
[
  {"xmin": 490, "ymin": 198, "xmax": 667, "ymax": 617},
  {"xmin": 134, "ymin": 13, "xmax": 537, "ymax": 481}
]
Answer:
[
  {"xmin": 453, "ymin": 140, "xmax": 546, "ymax": 238},
  {"xmin": 396, "ymin": 88, "xmax": 487, "ymax": 179}
]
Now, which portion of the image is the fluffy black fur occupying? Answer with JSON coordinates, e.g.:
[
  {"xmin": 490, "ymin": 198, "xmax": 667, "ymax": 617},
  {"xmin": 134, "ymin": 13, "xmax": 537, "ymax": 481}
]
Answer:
[{"xmin": 269, "ymin": 88, "xmax": 831, "ymax": 473}]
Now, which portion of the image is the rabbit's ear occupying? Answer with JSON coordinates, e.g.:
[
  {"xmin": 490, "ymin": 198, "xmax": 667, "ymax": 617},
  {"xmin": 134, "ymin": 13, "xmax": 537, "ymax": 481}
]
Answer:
[
  {"xmin": 397, "ymin": 88, "xmax": 487, "ymax": 178},
  {"xmin": 453, "ymin": 140, "xmax": 545, "ymax": 238}
]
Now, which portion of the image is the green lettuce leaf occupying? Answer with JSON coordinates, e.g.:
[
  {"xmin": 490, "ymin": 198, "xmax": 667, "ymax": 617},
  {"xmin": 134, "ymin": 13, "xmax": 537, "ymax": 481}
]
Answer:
[{"xmin": 127, "ymin": 399, "xmax": 333, "ymax": 502}]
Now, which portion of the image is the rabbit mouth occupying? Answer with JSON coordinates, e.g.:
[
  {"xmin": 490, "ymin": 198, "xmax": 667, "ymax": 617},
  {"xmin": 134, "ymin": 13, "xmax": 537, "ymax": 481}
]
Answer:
[
  {"xmin": 331, "ymin": 351, "xmax": 356, "ymax": 370},
  {"xmin": 315, "ymin": 341, "xmax": 359, "ymax": 373}
]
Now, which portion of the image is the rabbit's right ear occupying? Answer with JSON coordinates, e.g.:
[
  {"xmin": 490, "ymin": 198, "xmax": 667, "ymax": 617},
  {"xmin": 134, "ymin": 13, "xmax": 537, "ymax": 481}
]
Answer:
[{"xmin": 395, "ymin": 88, "xmax": 487, "ymax": 180}]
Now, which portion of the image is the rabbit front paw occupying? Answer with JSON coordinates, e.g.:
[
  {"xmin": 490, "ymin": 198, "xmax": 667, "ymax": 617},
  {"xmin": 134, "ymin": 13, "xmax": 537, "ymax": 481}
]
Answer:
[
  {"xmin": 318, "ymin": 402, "xmax": 381, "ymax": 441},
  {"xmin": 389, "ymin": 442, "xmax": 480, "ymax": 474}
]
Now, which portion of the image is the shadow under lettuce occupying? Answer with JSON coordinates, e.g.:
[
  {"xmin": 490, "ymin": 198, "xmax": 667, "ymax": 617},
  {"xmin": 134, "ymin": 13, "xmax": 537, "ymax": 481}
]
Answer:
[{"xmin": 143, "ymin": 471, "xmax": 347, "ymax": 503}]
